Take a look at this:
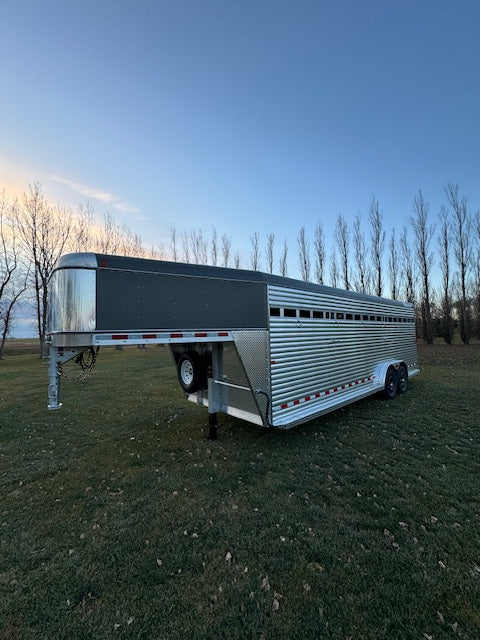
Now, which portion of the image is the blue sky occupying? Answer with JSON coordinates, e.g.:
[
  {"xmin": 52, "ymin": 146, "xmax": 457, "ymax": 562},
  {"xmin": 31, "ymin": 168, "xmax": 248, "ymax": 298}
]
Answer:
[{"xmin": 1, "ymin": 0, "xmax": 479, "ymax": 276}]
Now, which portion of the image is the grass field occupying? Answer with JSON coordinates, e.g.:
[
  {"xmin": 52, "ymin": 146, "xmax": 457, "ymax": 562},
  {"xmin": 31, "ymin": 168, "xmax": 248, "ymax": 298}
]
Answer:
[{"xmin": 1, "ymin": 343, "xmax": 479, "ymax": 639}]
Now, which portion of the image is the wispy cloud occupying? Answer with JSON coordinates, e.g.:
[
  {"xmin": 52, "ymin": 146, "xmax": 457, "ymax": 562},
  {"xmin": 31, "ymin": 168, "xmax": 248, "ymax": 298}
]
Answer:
[{"xmin": 50, "ymin": 175, "xmax": 140, "ymax": 214}]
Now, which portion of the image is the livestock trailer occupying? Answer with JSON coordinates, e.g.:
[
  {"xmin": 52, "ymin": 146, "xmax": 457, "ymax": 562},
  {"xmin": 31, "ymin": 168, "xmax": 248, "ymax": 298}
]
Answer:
[{"xmin": 47, "ymin": 253, "xmax": 419, "ymax": 436}]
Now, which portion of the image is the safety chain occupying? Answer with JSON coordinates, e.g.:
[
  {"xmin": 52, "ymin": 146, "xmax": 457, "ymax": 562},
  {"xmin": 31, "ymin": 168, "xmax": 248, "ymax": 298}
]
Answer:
[{"xmin": 59, "ymin": 347, "xmax": 99, "ymax": 382}]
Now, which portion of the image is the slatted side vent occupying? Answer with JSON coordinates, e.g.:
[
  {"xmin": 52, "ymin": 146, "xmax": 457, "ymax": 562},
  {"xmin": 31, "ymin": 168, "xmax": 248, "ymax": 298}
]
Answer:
[
  {"xmin": 269, "ymin": 307, "xmax": 415, "ymax": 324},
  {"xmin": 267, "ymin": 284, "xmax": 418, "ymax": 427}
]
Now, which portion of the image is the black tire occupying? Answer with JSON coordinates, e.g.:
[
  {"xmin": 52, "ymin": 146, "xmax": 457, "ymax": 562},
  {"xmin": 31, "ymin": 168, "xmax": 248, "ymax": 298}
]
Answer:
[
  {"xmin": 384, "ymin": 367, "xmax": 397, "ymax": 400},
  {"xmin": 177, "ymin": 352, "xmax": 206, "ymax": 393},
  {"xmin": 397, "ymin": 364, "xmax": 408, "ymax": 394}
]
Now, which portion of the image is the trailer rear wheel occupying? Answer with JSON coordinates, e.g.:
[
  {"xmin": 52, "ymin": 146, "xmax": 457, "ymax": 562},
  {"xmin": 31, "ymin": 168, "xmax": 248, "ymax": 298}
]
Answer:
[
  {"xmin": 177, "ymin": 352, "xmax": 206, "ymax": 393},
  {"xmin": 397, "ymin": 364, "xmax": 408, "ymax": 394},
  {"xmin": 384, "ymin": 367, "xmax": 397, "ymax": 400}
]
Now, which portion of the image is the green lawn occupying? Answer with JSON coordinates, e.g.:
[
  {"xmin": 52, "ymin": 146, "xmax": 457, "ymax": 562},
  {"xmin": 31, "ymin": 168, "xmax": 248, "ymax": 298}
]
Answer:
[{"xmin": 1, "ymin": 344, "xmax": 479, "ymax": 639}]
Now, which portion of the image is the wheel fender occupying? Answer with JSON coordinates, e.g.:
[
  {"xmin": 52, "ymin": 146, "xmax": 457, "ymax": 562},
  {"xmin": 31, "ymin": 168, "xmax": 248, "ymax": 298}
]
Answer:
[{"xmin": 374, "ymin": 360, "xmax": 402, "ymax": 387}]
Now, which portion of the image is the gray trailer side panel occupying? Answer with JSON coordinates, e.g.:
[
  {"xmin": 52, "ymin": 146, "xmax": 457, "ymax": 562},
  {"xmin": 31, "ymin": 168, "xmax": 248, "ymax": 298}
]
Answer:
[{"xmin": 95, "ymin": 270, "xmax": 268, "ymax": 331}]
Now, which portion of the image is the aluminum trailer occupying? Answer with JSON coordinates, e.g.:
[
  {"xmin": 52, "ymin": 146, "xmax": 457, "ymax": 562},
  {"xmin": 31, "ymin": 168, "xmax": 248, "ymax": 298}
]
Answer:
[{"xmin": 47, "ymin": 253, "xmax": 419, "ymax": 436}]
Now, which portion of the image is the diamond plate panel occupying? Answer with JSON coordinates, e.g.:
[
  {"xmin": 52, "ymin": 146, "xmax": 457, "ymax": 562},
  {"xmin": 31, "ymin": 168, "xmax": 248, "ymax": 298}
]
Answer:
[{"xmin": 231, "ymin": 330, "xmax": 270, "ymax": 424}]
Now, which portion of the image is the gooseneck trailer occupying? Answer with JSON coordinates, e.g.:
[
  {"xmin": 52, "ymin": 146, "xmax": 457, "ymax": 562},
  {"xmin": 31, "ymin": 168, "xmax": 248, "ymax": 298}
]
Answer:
[{"xmin": 47, "ymin": 253, "xmax": 419, "ymax": 436}]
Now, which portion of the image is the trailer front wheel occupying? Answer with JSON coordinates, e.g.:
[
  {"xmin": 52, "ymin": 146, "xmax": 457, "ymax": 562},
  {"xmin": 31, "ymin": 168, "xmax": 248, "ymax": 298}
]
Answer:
[{"xmin": 177, "ymin": 352, "xmax": 206, "ymax": 393}]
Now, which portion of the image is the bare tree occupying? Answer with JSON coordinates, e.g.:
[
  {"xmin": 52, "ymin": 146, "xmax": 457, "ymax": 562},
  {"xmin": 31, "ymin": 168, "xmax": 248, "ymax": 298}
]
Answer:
[
  {"xmin": 399, "ymin": 227, "xmax": 415, "ymax": 304},
  {"xmin": 369, "ymin": 197, "xmax": 385, "ymax": 297},
  {"xmin": 297, "ymin": 226, "xmax": 310, "ymax": 281},
  {"xmin": 189, "ymin": 229, "xmax": 200, "ymax": 264},
  {"xmin": 170, "ymin": 227, "xmax": 178, "ymax": 262},
  {"xmin": 446, "ymin": 183, "xmax": 473, "ymax": 344},
  {"xmin": 182, "ymin": 230, "xmax": 190, "ymax": 263},
  {"xmin": 72, "ymin": 202, "xmax": 95, "ymax": 252},
  {"xmin": 473, "ymin": 211, "xmax": 480, "ymax": 338},
  {"xmin": 115, "ymin": 221, "xmax": 146, "ymax": 258},
  {"xmin": 388, "ymin": 228, "xmax": 399, "ymax": 300},
  {"xmin": 74, "ymin": 206, "xmax": 144, "ymax": 258},
  {"xmin": 250, "ymin": 232, "xmax": 261, "ymax": 271},
  {"xmin": 0, "ymin": 193, "xmax": 29, "ymax": 358},
  {"xmin": 126, "ymin": 231, "xmax": 146, "ymax": 258},
  {"xmin": 233, "ymin": 252, "xmax": 241, "ymax": 269},
  {"xmin": 329, "ymin": 249, "xmax": 339, "ymax": 288},
  {"xmin": 334, "ymin": 215, "xmax": 350, "ymax": 290},
  {"xmin": 190, "ymin": 229, "xmax": 208, "ymax": 264},
  {"xmin": 96, "ymin": 212, "xmax": 123, "ymax": 254},
  {"xmin": 279, "ymin": 239, "xmax": 288, "ymax": 277},
  {"xmin": 148, "ymin": 242, "xmax": 166, "ymax": 260},
  {"xmin": 0, "ymin": 194, "xmax": 16, "ymax": 302},
  {"xmin": 266, "ymin": 233, "xmax": 275, "ymax": 274},
  {"xmin": 211, "ymin": 227, "xmax": 218, "ymax": 266},
  {"xmin": 17, "ymin": 183, "xmax": 72, "ymax": 357},
  {"xmin": 438, "ymin": 206, "xmax": 454, "ymax": 343},
  {"xmin": 409, "ymin": 190, "xmax": 435, "ymax": 344},
  {"xmin": 199, "ymin": 231, "xmax": 208, "ymax": 265},
  {"xmin": 313, "ymin": 222, "xmax": 325, "ymax": 284},
  {"xmin": 221, "ymin": 234, "xmax": 231, "ymax": 267},
  {"xmin": 352, "ymin": 214, "xmax": 369, "ymax": 293}
]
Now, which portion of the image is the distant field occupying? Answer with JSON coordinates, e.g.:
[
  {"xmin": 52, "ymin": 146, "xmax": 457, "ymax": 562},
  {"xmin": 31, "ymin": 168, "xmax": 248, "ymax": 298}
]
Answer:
[
  {"xmin": 2, "ymin": 338, "xmax": 41, "ymax": 357},
  {"xmin": 1, "ymin": 344, "xmax": 479, "ymax": 639}
]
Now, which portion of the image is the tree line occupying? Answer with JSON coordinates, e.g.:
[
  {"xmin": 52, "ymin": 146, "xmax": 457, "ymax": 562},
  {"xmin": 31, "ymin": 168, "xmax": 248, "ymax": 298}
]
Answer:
[{"xmin": 1, "ymin": 181, "xmax": 479, "ymax": 358}]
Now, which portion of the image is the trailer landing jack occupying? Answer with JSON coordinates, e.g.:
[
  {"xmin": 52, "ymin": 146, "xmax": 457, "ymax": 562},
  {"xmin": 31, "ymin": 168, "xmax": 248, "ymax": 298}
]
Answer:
[{"xmin": 208, "ymin": 412, "xmax": 218, "ymax": 441}]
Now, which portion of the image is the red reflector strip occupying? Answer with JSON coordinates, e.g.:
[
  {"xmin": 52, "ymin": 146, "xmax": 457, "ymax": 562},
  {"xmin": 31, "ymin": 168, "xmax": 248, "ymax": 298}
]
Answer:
[
  {"xmin": 277, "ymin": 376, "xmax": 374, "ymax": 411},
  {"xmin": 95, "ymin": 330, "xmax": 232, "ymax": 345}
]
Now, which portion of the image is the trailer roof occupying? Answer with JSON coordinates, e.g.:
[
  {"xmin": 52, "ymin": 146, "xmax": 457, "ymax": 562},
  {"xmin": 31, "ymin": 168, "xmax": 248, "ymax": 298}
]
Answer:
[{"xmin": 56, "ymin": 252, "xmax": 412, "ymax": 309}]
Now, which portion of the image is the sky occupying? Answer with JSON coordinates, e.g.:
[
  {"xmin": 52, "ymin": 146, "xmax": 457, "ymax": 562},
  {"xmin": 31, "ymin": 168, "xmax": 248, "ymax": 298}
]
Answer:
[{"xmin": 1, "ymin": 0, "xmax": 480, "ymax": 279}]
